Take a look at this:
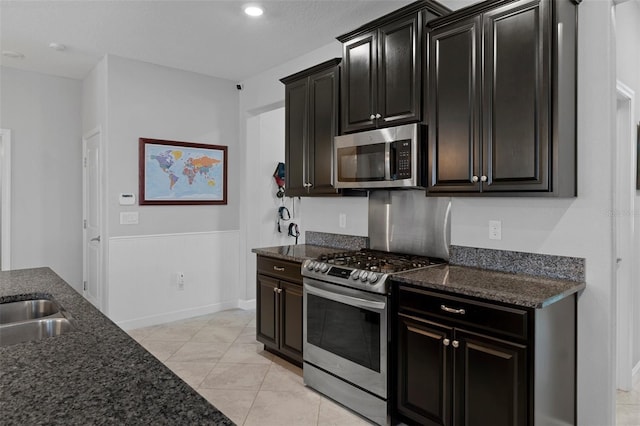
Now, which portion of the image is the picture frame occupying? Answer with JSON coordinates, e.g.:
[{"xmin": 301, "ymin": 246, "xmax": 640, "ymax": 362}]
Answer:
[{"xmin": 139, "ymin": 138, "xmax": 227, "ymax": 205}]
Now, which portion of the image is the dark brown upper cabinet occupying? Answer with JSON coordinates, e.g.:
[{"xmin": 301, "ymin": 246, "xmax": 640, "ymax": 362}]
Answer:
[
  {"xmin": 338, "ymin": 1, "xmax": 450, "ymax": 134},
  {"xmin": 281, "ymin": 59, "xmax": 341, "ymax": 196},
  {"xmin": 427, "ymin": 0, "xmax": 578, "ymax": 196}
]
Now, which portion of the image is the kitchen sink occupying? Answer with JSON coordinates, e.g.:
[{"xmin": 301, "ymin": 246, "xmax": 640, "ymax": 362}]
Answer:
[
  {"xmin": 0, "ymin": 299, "xmax": 62, "ymax": 324},
  {"xmin": 0, "ymin": 297, "xmax": 76, "ymax": 347},
  {"xmin": 0, "ymin": 318, "xmax": 76, "ymax": 347}
]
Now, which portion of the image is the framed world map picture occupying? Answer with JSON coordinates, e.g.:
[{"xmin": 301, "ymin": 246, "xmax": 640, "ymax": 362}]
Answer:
[{"xmin": 139, "ymin": 138, "xmax": 227, "ymax": 205}]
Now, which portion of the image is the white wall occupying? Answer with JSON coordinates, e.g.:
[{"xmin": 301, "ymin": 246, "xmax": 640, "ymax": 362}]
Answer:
[
  {"xmin": 451, "ymin": 3, "xmax": 617, "ymax": 424},
  {"xmin": 615, "ymin": 0, "xmax": 640, "ymax": 369},
  {"xmin": 106, "ymin": 55, "xmax": 240, "ymax": 236},
  {"xmin": 237, "ymin": 41, "xmax": 368, "ymax": 301},
  {"xmin": 0, "ymin": 67, "xmax": 83, "ymax": 290},
  {"xmin": 82, "ymin": 55, "xmax": 243, "ymax": 324}
]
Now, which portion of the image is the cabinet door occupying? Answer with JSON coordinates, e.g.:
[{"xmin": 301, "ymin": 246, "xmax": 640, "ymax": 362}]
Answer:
[
  {"xmin": 341, "ymin": 32, "xmax": 377, "ymax": 133},
  {"xmin": 453, "ymin": 329, "xmax": 528, "ymax": 426},
  {"xmin": 378, "ymin": 13, "xmax": 421, "ymax": 127},
  {"xmin": 308, "ymin": 66, "xmax": 340, "ymax": 195},
  {"xmin": 482, "ymin": 0, "xmax": 550, "ymax": 192},
  {"xmin": 256, "ymin": 274, "xmax": 278, "ymax": 349},
  {"xmin": 427, "ymin": 17, "xmax": 481, "ymax": 193},
  {"xmin": 278, "ymin": 280, "xmax": 303, "ymax": 363},
  {"xmin": 284, "ymin": 78, "xmax": 309, "ymax": 196},
  {"xmin": 396, "ymin": 314, "xmax": 453, "ymax": 426}
]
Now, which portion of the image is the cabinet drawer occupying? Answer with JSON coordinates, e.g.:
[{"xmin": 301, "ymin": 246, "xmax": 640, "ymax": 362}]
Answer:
[
  {"xmin": 257, "ymin": 256, "xmax": 302, "ymax": 284},
  {"xmin": 398, "ymin": 286, "xmax": 529, "ymax": 340}
]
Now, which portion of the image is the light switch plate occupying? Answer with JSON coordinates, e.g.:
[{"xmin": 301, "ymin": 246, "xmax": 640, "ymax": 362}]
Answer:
[{"xmin": 120, "ymin": 212, "xmax": 139, "ymax": 225}]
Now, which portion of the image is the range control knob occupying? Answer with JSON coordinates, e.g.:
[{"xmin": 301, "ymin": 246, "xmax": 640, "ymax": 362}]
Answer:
[
  {"xmin": 320, "ymin": 263, "xmax": 329, "ymax": 273},
  {"xmin": 306, "ymin": 261, "xmax": 315, "ymax": 271},
  {"xmin": 368, "ymin": 273, "xmax": 379, "ymax": 284},
  {"xmin": 350, "ymin": 270, "xmax": 360, "ymax": 280},
  {"xmin": 360, "ymin": 272, "xmax": 369, "ymax": 282}
]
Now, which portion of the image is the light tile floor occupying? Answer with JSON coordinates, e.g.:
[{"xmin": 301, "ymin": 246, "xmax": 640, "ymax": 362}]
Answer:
[
  {"xmin": 617, "ymin": 373, "xmax": 640, "ymax": 426},
  {"xmin": 127, "ymin": 309, "xmax": 371, "ymax": 426}
]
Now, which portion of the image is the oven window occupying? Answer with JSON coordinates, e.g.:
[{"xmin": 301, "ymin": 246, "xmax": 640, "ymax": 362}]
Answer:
[
  {"xmin": 337, "ymin": 144, "xmax": 386, "ymax": 182},
  {"xmin": 307, "ymin": 294, "xmax": 381, "ymax": 372}
]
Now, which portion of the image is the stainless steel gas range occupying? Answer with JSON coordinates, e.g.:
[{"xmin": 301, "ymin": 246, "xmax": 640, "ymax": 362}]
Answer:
[{"xmin": 302, "ymin": 191, "xmax": 451, "ymax": 425}]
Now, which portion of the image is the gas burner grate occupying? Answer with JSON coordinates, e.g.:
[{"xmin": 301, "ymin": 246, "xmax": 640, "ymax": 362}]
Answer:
[{"xmin": 318, "ymin": 249, "xmax": 444, "ymax": 274}]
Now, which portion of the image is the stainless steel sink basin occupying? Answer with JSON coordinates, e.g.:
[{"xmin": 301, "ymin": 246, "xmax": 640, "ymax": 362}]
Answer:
[
  {"xmin": 0, "ymin": 297, "xmax": 76, "ymax": 347},
  {"xmin": 0, "ymin": 318, "xmax": 75, "ymax": 347},
  {"xmin": 0, "ymin": 299, "xmax": 61, "ymax": 324}
]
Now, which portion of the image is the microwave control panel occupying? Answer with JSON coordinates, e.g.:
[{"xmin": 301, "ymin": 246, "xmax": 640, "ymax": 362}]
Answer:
[{"xmin": 393, "ymin": 140, "xmax": 412, "ymax": 180}]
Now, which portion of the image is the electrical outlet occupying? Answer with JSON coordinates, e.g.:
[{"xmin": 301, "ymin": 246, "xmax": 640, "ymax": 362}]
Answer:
[
  {"xmin": 176, "ymin": 272, "xmax": 185, "ymax": 290},
  {"xmin": 489, "ymin": 220, "xmax": 502, "ymax": 240},
  {"xmin": 339, "ymin": 213, "xmax": 347, "ymax": 229}
]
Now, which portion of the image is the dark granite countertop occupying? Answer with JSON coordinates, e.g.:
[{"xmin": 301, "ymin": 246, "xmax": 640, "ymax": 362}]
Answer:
[
  {"xmin": 251, "ymin": 244, "xmax": 346, "ymax": 263},
  {"xmin": 0, "ymin": 267, "xmax": 233, "ymax": 425},
  {"xmin": 392, "ymin": 264, "xmax": 585, "ymax": 309}
]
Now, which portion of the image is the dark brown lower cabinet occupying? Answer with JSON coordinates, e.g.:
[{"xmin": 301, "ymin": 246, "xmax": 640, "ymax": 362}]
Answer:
[
  {"xmin": 393, "ymin": 284, "xmax": 576, "ymax": 426},
  {"xmin": 256, "ymin": 256, "xmax": 303, "ymax": 365}
]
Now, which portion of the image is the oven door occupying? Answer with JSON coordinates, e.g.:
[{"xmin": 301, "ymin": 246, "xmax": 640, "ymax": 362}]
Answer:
[{"xmin": 303, "ymin": 277, "xmax": 387, "ymax": 398}]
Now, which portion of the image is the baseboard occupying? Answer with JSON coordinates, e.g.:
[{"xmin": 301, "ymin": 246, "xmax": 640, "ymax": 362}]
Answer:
[
  {"xmin": 116, "ymin": 300, "xmax": 238, "ymax": 330},
  {"xmin": 238, "ymin": 298, "xmax": 256, "ymax": 310}
]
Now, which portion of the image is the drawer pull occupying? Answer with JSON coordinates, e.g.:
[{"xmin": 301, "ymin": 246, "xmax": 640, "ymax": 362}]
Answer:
[
  {"xmin": 441, "ymin": 305, "xmax": 466, "ymax": 315},
  {"xmin": 273, "ymin": 266, "xmax": 285, "ymax": 272},
  {"xmin": 443, "ymin": 338, "xmax": 450, "ymax": 347}
]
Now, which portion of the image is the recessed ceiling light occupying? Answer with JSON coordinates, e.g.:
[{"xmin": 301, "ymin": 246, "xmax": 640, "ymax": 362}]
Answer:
[
  {"xmin": 2, "ymin": 50, "xmax": 24, "ymax": 59},
  {"xmin": 244, "ymin": 6, "xmax": 263, "ymax": 17},
  {"xmin": 49, "ymin": 43, "xmax": 66, "ymax": 51}
]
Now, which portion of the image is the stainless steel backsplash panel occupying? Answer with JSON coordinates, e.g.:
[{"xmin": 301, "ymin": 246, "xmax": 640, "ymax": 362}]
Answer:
[{"xmin": 368, "ymin": 190, "xmax": 450, "ymax": 260}]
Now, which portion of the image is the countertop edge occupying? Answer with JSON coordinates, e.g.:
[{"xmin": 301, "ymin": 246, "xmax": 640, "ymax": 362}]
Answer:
[{"xmin": 392, "ymin": 265, "xmax": 586, "ymax": 309}]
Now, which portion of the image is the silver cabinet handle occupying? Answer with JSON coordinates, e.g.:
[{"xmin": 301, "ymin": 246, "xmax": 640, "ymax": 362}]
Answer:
[
  {"xmin": 480, "ymin": 175, "xmax": 487, "ymax": 182},
  {"xmin": 443, "ymin": 338, "xmax": 450, "ymax": 346},
  {"xmin": 471, "ymin": 175, "xmax": 479, "ymax": 183},
  {"xmin": 375, "ymin": 113, "xmax": 382, "ymax": 119},
  {"xmin": 369, "ymin": 114, "xmax": 376, "ymax": 120},
  {"xmin": 452, "ymin": 340, "xmax": 459, "ymax": 348},
  {"xmin": 441, "ymin": 304, "xmax": 466, "ymax": 315},
  {"xmin": 90, "ymin": 236, "xmax": 101, "ymax": 242},
  {"xmin": 273, "ymin": 266, "xmax": 285, "ymax": 272}
]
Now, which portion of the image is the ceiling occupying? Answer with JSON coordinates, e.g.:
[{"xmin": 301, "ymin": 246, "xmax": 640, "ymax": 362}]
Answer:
[{"xmin": 0, "ymin": 0, "xmax": 478, "ymax": 82}]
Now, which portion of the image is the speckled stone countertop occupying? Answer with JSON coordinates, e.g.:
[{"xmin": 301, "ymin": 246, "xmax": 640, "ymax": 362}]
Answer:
[
  {"xmin": 392, "ymin": 264, "xmax": 585, "ymax": 309},
  {"xmin": 0, "ymin": 267, "xmax": 233, "ymax": 425},
  {"xmin": 251, "ymin": 244, "xmax": 346, "ymax": 263}
]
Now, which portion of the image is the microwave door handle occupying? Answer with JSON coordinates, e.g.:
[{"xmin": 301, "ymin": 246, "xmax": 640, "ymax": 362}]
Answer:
[
  {"xmin": 384, "ymin": 142, "xmax": 391, "ymax": 181},
  {"xmin": 304, "ymin": 283, "xmax": 386, "ymax": 311}
]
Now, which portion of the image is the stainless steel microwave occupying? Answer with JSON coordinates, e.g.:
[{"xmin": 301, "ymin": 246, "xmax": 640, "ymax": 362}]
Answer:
[{"xmin": 334, "ymin": 123, "xmax": 425, "ymax": 189}]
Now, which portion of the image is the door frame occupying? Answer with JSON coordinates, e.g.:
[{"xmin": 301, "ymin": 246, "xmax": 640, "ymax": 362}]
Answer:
[
  {"xmin": 0, "ymin": 129, "xmax": 11, "ymax": 271},
  {"xmin": 82, "ymin": 126, "xmax": 104, "ymax": 311},
  {"xmin": 614, "ymin": 80, "xmax": 635, "ymax": 391}
]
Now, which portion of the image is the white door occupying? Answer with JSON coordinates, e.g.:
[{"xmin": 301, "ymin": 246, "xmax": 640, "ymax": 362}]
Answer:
[
  {"xmin": 615, "ymin": 81, "xmax": 635, "ymax": 391},
  {"xmin": 83, "ymin": 129, "xmax": 102, "ymax": 310},
  {"xmin": 0, "ymin": 129, "xmax": 11, "ymax": 271}
]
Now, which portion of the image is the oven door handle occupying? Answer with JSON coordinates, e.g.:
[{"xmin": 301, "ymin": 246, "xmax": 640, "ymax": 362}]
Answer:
[{"xmin": 304, "ymin": 283, "xmax": 386, "ymax": 311}]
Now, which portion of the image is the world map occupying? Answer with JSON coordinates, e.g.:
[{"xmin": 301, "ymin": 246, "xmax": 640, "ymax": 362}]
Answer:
[{"xmin": 144, "ymin": 143, "xmax": 224, "ymax": 201}]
